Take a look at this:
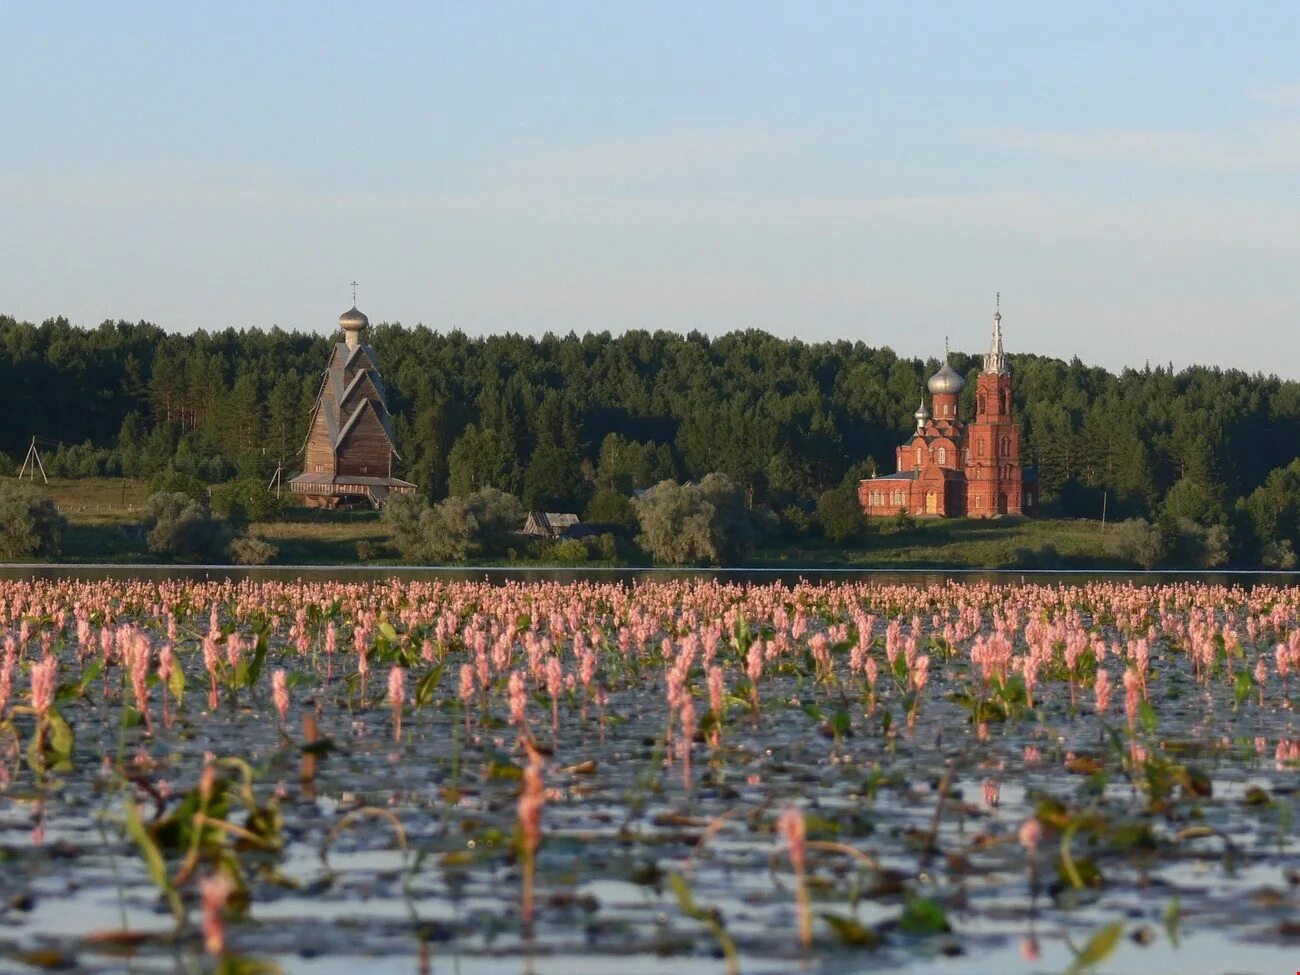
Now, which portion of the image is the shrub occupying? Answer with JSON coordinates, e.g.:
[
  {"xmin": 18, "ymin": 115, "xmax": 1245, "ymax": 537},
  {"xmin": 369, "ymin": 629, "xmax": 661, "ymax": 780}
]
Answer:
[
  {"xmin": 211, "ymin": 476, "xmax": 285, "ymax": 524},
  {"xmin": 148, "ymin": 469, "xmax": 209, "ymax": 504},
  {"xmin": 816, "ymin": 484, "xmax": 871, "ymax": 544},
  {"xmin": 1004, "ymin": 543, "xmax": 1062, "ymax": 570},
  {"xmin": 541, "ymin": 537, "xmax": 590, "ymax": 565},
  {"xmin": 464, "ymin": 487, "xmax": 525, "ymax": 554},
  {"xmin": 780, "ymin": 505, "xmax": 815, "ymax": 539},
  {"xmin": 1261, "ymin": 539, "xmax": 1297, "ymax": 569},
  {"xmin": 145, "ymin": 492, "xmax": 234, "ymax": 562},
  {"xmin": 228, "ymin": 535, "xmax": 278, "ymax": 566},
  {"xmin": 633, "ymin": 473, "xmax": 758, "ymax": 565},
  {"xmin": 0, "ymin": 482, "xmax": 66, "ymax": 558},
  {"xmin": 1112, "ymin": 518, "xmax": 1168, "ymax": 570},
  {"xmin": 384, "ymin": 487, "xmax": 523, "ymax": 564},
  {"xmin": 583, "ymin": 486, "xmax": 637, "ymax": 530},
  {"xmin": 889, "ymin": 508, "xmax": 918, "ymax": 534}
]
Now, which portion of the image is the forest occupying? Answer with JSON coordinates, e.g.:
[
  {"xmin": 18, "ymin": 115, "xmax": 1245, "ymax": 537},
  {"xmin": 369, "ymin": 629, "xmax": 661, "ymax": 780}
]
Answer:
[{"xmin": 1, "ymin": 313, "xmax": 1298, "ymax": 564}]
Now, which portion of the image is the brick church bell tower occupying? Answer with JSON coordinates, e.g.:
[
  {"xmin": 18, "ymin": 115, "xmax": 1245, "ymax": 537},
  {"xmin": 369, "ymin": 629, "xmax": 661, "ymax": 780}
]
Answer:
[{"xmin": 965, "ymin": 296, "xmax": 1024, "ymax": 516}]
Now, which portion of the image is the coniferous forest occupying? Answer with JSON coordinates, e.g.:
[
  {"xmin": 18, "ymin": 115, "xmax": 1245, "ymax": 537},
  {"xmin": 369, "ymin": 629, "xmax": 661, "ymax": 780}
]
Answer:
[{"xmin": 3, "ymin": 313, "xmax": 1299, "ymax": 564}]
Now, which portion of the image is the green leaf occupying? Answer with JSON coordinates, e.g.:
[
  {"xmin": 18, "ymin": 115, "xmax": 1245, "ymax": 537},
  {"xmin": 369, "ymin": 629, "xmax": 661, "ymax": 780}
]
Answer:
[
  {"xmin": 246, "ymin": 634, "xmax": 269, "ymax": 690},
  {"xmin": 1138, "ymin": 699, "xmax": 1157, "ymax": 735},
  {"xmin": 667, "ymin": 871, "xmax": 697, "ymax": 914},
  {"xmin": 1066, "ymin": 921, "xmax": 1123, "ymax": 975},
  {"xmin": 830, "ymin": 708, "xmax": 852, "ymax": 737},
  {"xmin": 1163, "ymin": 896, "xmax": 1180, "ymax": 948},
  {"xmin": 1234, "ymin": 670, "xmax": 1253, "ymax": 708},
  {"xmin": 821, "ymin": 912, "xmax": 880, "ymax": 947},
  {"xmin": 415, "ymin": 664, "xmax": 444, "ymax": 707},
  {"xmin": 378, "ymin": 621, "xmax": 399, "ymax": 643},
  {"xmin": 123, "ymin": 795, "xmax": 183, "ymax": 920},
  {"xmin": 77, "ymin": 657, "xmax": 105, "ymax": 695},
  {"xmin": 168, "ymin": 664, "xmax": 185, "ymax": 703},
  {"xmin": 897, "ymin": 896, "xmax": 950, "ymax": 935},
  {"xmin": 46, "ymin": 709, "xmax": 74, "ymax": 759}
]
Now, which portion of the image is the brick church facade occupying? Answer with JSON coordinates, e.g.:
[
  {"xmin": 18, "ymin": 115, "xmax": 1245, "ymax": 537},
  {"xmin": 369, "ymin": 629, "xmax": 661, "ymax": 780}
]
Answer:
[{"xmin": 858, "ymin": 302, "xmax": 1036, "ymax": 518}]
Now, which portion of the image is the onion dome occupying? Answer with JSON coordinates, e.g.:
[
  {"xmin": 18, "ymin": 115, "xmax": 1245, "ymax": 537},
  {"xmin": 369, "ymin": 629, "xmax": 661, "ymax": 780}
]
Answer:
[
  {"xmin": 339, "ymin": 305, "xmax": 369, "ymax": 349},
  {"xmin": 927, "ymin": 359, "xmax": 965, "ymax": 395},
  {"xmin": 339, "ymin": 305, "xmax": 369, "ymax": 331},
  {"xmin": 914, "ymin": 398, "xmax": 930, "ymax": 430}
]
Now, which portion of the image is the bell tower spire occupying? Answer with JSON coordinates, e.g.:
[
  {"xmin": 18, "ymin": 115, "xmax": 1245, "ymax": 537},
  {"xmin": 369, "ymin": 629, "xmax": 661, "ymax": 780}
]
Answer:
[{"xmin": 984, "ymin": 292, "xmax": 1007, "ymax": 375}]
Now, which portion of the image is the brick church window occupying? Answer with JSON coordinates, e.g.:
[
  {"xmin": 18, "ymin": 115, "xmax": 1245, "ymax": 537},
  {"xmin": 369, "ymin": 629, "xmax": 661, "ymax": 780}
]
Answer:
[
  {"xmin": 937, "ymin": 447, "xmax": 946, "ymax": 464},
  {"xmin": 977, "ymin": 440, "xmax": 984, "ymax": 457}
]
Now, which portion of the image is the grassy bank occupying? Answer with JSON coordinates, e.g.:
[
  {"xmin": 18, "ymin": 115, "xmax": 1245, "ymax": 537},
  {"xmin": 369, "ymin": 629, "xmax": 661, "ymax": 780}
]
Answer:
[
  {"xmin": 750, "ymin": 516, "xmax": 1123, "ymax": 569},
  {"xmin": 29, "ymin": 477, "xmax": 1130, "ymax": 569}
]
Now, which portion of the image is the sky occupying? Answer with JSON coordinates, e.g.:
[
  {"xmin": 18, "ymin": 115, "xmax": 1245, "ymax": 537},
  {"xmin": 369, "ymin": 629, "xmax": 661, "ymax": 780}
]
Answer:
[{"xmin": 3, "ymin": 1, "xmax": 1300, "ymax": 377}]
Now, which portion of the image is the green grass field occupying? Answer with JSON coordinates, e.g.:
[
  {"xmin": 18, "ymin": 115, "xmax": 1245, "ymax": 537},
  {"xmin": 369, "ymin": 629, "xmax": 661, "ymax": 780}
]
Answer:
[
  {"xmin": 28, "ymin": 477, "xmax": 1122, "ymax": 568},
  {"xmin": 751, "ymin": 516, "xmax": 1122, "ymax": 569}
]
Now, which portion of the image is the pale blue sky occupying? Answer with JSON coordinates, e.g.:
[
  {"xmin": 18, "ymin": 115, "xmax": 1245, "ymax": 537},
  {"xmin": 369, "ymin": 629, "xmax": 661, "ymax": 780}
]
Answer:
[{"xmin": 3, "ymin": 2, "xmax": 1299, "ymax": 375}]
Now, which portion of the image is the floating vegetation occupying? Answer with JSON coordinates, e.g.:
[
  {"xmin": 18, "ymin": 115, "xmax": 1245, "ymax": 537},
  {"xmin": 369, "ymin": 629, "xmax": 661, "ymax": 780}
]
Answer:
[{"xmin": 1, "ymin": 577, "xmax": 1300, "ymax": 973}]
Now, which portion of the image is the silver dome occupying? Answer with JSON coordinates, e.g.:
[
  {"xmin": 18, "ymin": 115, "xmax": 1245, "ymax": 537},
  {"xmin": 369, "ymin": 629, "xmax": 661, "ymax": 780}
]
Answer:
[{"xmin": 927, "ymin": 360, "xmax": 965, "ymax": 395}]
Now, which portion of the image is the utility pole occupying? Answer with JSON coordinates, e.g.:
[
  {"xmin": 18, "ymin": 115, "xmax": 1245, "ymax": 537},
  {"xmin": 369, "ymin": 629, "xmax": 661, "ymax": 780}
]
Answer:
[
  {"xmin": 1101, "ymin": 491, "xmax": 1108, "ymax": 529},
  {"xmin": 18, "ymin": 437, "xmax": 48, "ymax": 484}
]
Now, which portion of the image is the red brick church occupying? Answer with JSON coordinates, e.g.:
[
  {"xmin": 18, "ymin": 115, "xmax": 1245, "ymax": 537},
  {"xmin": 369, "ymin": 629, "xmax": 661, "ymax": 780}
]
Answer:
[{"xmin": 859, "ymin": 300, "xmax": 1036, "ymax": 518}]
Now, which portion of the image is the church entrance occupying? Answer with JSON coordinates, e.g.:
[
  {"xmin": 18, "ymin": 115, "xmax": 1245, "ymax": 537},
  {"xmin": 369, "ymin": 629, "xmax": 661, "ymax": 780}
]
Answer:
[
  {"xmin": 925, "ymin": 491, "xmax": 938, "ymax": 515},
  {"xmin": 997, "ymin": 493, "xmax": 1007, "ymax": 515}
]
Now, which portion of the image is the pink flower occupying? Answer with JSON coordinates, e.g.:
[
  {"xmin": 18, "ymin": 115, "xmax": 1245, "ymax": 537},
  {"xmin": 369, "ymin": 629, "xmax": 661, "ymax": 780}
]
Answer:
[
  {"xmin": 272, "ymin": 669, "xmax": 289, "ymax": 723},
  {"xmin": 1094, "ymin": 669, "xmax": 1112, "ymax": 713},
  {"xmin": 982, "ymin": 778, "xmax": 1000, "ymax": 808},
  {"xmin": 777, "ymin": 807, "xmax": 806, "ymax": 875},
  {"xmin": 388, "ymin": 666, "xmax": 406, "ymax": 742},
  {"xmin": 30, "ymin": 656, "xmax": 56, "ymax": 718},
  {"xmin": 508, "ymin": 671, "xmax": 527, "ymax": 729},
  {"xmin": 1123, "ymin": 669, "xmax": 1141, "ymax": 730},
  {"xmin": 518, "ymin": 741, "xmax": 545, "ymax": 925},
  {"xmin": 1019, "ymin": 936, "xmax": 1040, "ymax": 962},
  {"xmin": 1017, "ymin": 818, "xmax": 1042, "ymax": 853},
  {"xmin": 200, "ymin": 872, "xmax": 234, "ymax": 956}
]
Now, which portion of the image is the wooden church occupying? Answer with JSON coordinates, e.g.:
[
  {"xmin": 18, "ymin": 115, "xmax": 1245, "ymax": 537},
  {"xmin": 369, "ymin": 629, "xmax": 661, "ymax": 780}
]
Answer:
[{"xmin": 288, "ymin": 302, "xmax": 416, "ymax": 508}]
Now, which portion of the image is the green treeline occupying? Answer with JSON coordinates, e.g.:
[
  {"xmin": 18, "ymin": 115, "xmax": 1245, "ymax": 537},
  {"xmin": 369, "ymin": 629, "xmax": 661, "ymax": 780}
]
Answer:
[{"xmin": 2, "ymin": 313, "xmax": 1299, "ymax": 562}]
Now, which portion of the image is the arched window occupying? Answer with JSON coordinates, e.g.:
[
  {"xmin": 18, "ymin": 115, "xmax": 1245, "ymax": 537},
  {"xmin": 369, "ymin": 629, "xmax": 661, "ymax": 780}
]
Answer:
[
  {"xmin": 915, "ymin": 447, "xmax": 922, "ymax": 466},
  {"xmin": 977, "ymin": 439, "xmax": 984, "ymax": 458},
  {"xmin": 1000, "ymin": 390, "xmax": 1010, "ymax": 414},
  {"xmin": 937, "ymin": 446, "xmax": 947, "ymax": 465},
  {"xmin": 1000, "ymin": 435, "xmax": 1010, "ymax": 458}
]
